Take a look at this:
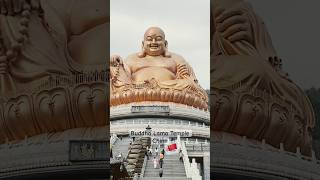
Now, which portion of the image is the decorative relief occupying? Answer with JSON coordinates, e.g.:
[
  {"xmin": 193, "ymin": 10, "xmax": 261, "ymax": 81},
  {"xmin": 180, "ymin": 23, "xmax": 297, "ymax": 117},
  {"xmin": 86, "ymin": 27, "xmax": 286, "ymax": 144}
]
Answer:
[
  {"xmin": 265, "ymin": 103, "xmax": 290, "ymax": 147},
  {"xmin": 235, "ymin": 94, "xmax": 267, "ymax": 139},
  {"xmin": 212, "ymin": 88, "xmax": 237, "ymax": 131},
  {"xmin": 72, "ymin": 83, "xmax": 107, "ymax": 127},
  {"xmin": 212, "ymin": 87, "xmax": 313, "ymax": 155},
  {"xmin": 0, "ymin": 80, "xmax": 108, "ymax": 143},
  {"xmin": 4, "ymin": 95, "xmax": 36, "ymax": 141},
  {"xmin": 0, "ymin": 102, "xmax": 6, "ymax": 142},
  {"xmin": 34, "ymin": 87, "xmax": 72, "ymax": 132}
]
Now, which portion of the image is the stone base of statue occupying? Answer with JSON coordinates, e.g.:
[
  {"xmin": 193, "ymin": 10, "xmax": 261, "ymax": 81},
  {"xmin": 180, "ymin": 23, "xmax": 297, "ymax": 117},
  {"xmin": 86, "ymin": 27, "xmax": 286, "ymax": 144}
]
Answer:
[
  {"xmin": 111, "ymin": 101, "xmax": 209, "ymax": 139},
  {"xmin": 211, "ymin": 132, "xmax": 320, "ymax": 179},
  {"xmin": 0, "ymin": 72, "xmax": 109, "ymax": 179},
  {"xmin": 111, "ymin": 101, "xmax": 210, "ymax": 179},
  {"xmin": 0, "ymin": 71, "xmax": 108, "ymax": 143},
  {"xmin": 0, "ymin": 126, "xmax": 108, "ymax": 179}
]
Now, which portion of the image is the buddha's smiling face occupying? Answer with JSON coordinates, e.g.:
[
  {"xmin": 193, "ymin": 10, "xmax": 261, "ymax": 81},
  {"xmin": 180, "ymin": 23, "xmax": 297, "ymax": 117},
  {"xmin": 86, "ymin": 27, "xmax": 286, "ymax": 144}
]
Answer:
[{"xmin": 143, "ymin": 27, "xmax": 167, "ymax": 56}]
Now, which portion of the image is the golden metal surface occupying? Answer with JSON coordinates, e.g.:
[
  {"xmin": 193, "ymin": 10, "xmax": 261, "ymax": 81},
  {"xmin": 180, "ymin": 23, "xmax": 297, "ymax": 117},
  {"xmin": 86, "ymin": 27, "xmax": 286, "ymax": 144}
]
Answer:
[
  {"xmin": 0, "ymin": 0, "xmax": 108, "ymax": 143},
  {"xmin": 110, "ymin": 27, "xmax": 208, "ymax": 110},
  {"xmin": 212, "ymin": 0, "xmax": 315, "ymax": 155}
]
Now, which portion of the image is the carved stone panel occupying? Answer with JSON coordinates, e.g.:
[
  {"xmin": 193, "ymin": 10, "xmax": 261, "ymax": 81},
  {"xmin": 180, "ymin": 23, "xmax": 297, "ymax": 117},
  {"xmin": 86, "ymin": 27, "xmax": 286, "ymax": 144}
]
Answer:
[
  {"xmin": 34, "ymin": 87, "xmax": 72, "ymax": 133},
  {"xmin": 233, "ymin": 94, "xmax": 267, "ymax": 139},
  {"xmin": 4, "ymin": 95, "xmax": 36, "ymax": 140},
  {"xmin": 265, "ymin": 103, "xmax": 290, "ymax": 148},
  {"xmin": 212, "ymin": 88, "xmax": 237, "ymax": 131},
  {"xmin": 0, "ymin": 102, "xmax": 6, "ymax": 142},
  {"xmin": 72, "ymin": 83, "xmax": 107, "ymax": 127}
]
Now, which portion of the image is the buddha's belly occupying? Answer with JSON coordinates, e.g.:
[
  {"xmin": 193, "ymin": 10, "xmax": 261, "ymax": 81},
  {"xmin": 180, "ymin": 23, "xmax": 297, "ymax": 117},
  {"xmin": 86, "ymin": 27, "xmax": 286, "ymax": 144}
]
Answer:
[
  {"xmin": 68, "ymin": 22, "xmax": 108, "ymax": 66},
  {"xmin": 132, "ymin": 67, "xmax": 176, "ymax": 83}
]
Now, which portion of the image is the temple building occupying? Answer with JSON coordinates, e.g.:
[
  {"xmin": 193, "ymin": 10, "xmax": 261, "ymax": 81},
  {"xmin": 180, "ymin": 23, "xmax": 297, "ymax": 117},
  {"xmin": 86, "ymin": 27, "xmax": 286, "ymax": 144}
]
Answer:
[{"xmin": 110, "ymin": 27, "xmax": 210, "ymax": 179}]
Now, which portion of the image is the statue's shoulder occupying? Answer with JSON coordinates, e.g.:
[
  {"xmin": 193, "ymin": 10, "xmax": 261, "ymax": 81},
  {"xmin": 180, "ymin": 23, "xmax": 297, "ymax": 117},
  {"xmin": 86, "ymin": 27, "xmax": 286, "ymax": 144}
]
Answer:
[
  {"xmin": 169, "ymin": 52, "xmax": 187, "ymax": 64},
  {"xmin": 125, "ymin": 53, "xmax": 140, "ymax": 65}
]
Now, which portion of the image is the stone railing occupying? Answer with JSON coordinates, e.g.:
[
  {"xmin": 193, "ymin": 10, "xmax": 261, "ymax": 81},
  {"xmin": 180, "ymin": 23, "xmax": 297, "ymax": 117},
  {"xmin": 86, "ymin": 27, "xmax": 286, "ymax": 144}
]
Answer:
[
  {"xmin": 0, "ymin": 126, "xmax": 108, "ymax": 176},
  {"xmin": 212, "ymin": 136, "xmax": 320, "ymax": 179},
  {"xmin": 0, "ymin": 138, "xmax": 70, "ymax": 173},
  {"xmin": 177, "ymin": 136, "xmax": 202, "ymax": 180},
  {"xmin": 110, "ymin": 134, "xmax": 118, "ymax": 148},
  {"xmin": 185, "ymin": 142, "xmax": 210, "ymax": 152},
  {"xmin": 139, "ymin": 156, "xmax": 148, "ymax": 178},
  {"xmin": 111, "ymin": 102, "xmax": 209, "ymax": 122},
  {"xmin": 111, "ymin": 118, "xmax": 210, "ymax": 129}
]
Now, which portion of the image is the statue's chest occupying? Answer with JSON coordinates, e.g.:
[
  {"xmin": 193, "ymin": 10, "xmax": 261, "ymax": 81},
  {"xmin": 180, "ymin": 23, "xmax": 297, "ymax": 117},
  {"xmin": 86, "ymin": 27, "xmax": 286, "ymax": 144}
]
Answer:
[{"xmin": 134, "ymin": 59, "xmax": 176, "ymax": 71}]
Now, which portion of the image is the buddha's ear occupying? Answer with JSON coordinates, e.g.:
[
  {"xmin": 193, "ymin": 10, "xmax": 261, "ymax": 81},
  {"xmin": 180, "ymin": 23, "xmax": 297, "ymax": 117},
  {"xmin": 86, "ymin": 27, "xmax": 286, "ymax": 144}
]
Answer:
[
  {"xmin": 164, "ymin": 40, "xmax": 171, "ymax": 57},
  {"xmin": 138, "ymin": 41, "xmax": 146, "ymax": 58}
]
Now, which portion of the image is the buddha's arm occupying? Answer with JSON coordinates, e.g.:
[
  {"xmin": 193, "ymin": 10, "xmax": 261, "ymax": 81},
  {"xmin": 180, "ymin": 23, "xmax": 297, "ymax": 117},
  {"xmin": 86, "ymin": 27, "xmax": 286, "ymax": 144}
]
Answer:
[
  {"xmin": 110, "ymin": 55, "xmax": 132, "ymax": 87},
  {"xmin": 43, "ymin": 0, "xmax": 73, "ymax": 34},
  {"xmin": 214, "ymin": 4, "xmax": 253, "ymax": 43},
  {"xmin": 44, "ymin": 0, "xmax": 108, "ymax": 67},
  {"xmin": 173, "ymin": 56, "xmax": 208, "ymax": 101},
  {"xmin": 173, "ymin": 55, "xmax": 198, "ymax": 83}
]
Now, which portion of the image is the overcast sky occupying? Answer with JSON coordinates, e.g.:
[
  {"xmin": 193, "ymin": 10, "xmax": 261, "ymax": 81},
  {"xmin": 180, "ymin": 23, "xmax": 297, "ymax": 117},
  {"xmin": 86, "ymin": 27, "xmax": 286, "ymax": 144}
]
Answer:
[
  {"xmin": 110, "ymin": 0, "xmax": 210, "ymax": 89},
  {"xmin": 246, "ymin": 0, "xmax": 320, "ymax": 89}
]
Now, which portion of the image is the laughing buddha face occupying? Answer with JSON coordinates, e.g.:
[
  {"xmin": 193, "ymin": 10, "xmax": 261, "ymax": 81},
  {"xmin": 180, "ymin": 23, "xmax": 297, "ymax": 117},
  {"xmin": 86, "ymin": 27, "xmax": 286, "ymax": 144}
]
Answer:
[{"xmin": 142, "ymin": 27, "xmax": 168, "ymax": 56}]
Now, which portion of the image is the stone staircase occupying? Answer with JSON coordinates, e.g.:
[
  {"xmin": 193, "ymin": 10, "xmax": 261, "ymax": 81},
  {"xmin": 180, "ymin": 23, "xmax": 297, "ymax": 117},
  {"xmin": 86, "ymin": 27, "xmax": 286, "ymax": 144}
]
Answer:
[
  {"xmin": 112, "ymin": 137, "xmax": 131, "ymax": 159},
  {"xmin": 141, "ymin": 152, "xmax": 189, "ymax": 179},
  {"xmin": 140, "ymin": 178, "xmax": 190, "ymax": 180}
]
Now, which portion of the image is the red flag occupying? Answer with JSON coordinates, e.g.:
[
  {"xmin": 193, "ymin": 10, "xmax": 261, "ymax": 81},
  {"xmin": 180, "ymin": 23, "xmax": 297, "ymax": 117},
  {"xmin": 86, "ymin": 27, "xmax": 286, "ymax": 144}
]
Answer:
[{"xmin": 167, "ymin": 143, "xmax": 177, "ymax": 151}]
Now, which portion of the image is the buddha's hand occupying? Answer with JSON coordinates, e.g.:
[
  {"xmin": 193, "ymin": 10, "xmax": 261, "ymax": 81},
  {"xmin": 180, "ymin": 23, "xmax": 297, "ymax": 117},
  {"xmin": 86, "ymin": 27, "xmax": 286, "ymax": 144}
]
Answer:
[
  {"xmin": 0, "ymin": 0, "xmax": 39, "ymax": 15},
  {"xmin": 214, "ymin": 6, "xmax": 253, "ymax": 44},
  {"xmin": 176, "ymin": 64, "xmax": 191, "ymax": 79},
  {"xmin": 0, "ymin": 55, "xmax": 8, "ymax": 74},
  {"xmin": 110, "ymin": 55, "xmax": 123, "ymax": 67}
]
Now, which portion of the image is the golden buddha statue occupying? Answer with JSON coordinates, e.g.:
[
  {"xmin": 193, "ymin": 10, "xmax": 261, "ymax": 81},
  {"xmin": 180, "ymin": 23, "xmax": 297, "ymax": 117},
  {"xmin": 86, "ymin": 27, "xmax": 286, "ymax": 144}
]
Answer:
[
  {"xmin": 212, "ymin": 0, "xmax": 315, "ymax": 156},
  {"xmin": 0, "ymin": 0, "xmax": 108, "ymax": 143},
  {"xmin": 0, "ymin": 0, "xmax": 108, "ymax": 96},
  {"xmin": 110, "ymin": 27, "xmax": 208, "ymax": 109}
]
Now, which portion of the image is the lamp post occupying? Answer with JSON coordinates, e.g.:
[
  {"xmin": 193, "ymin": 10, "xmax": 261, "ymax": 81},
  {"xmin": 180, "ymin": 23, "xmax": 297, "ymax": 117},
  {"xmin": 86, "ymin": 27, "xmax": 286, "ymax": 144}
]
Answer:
[
  {"xmin": 146, "ymin": 125, "xmax": 152, "ymax": 133},
  {"xmin": 146, "ymin": 125, "xmax": 153, "ymax": 141}
]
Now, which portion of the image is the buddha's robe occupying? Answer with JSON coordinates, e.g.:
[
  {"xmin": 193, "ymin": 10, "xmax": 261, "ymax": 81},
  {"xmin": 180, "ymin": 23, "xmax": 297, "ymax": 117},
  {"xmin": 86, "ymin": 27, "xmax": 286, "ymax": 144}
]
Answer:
[{"xmin": 212, "ymin": 0, "xmax": 315, "ymax": 155}]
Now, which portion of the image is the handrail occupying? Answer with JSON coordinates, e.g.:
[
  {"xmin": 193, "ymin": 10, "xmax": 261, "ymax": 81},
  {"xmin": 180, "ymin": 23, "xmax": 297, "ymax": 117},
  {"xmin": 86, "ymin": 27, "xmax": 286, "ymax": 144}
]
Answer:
[
  {"xmin": 139, "ymin": 155, "xmax": 148, "ymax": 177},
  {"xmin": 213, "ymin": 136, "xmax": 320, "ymax": 164},
  {"xmin": 185, "ymin": 143, "xmax": 210, "ymax": 152},
  {"xmin": 110, "ymin": 134, "xmax": 118, "ymax": 148},
  {"xmin": 212, "ymin": 141, "xmax": 320, "ymax": 179},
  {"xmin": 177, "ymin": 136, "xmax": 202, "ymax": 180}
]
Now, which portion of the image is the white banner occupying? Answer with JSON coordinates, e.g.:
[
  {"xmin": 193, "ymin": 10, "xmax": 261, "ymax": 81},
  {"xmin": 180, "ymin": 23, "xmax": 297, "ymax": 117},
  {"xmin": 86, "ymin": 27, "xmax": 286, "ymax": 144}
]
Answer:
[{"xmin": 129, "ymin": 129, "xmax": 192, "ymax": 137}]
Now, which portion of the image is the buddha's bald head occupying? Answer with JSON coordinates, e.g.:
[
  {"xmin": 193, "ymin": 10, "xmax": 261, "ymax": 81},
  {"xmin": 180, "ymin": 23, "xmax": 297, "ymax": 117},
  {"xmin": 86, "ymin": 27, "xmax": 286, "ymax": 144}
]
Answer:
[
  {"xmin": 140, "ymin": 27, "xmax": 170, "ymax": 57},
  {"xmin": 144, "ymin": 27, "xmax": 166, "ymax": 40}
]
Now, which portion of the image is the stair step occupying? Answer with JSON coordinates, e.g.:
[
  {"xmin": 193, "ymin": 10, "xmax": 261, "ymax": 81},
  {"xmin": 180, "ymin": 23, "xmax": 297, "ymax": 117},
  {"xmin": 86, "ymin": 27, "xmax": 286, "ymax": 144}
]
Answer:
[{"xmin": 140, "ymin": 177, "xmax": 191, "ymax": 180}]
